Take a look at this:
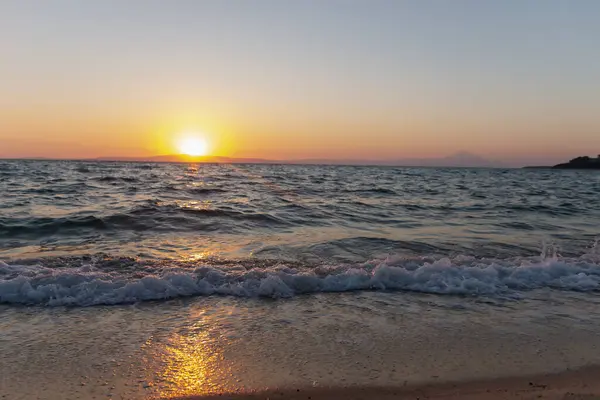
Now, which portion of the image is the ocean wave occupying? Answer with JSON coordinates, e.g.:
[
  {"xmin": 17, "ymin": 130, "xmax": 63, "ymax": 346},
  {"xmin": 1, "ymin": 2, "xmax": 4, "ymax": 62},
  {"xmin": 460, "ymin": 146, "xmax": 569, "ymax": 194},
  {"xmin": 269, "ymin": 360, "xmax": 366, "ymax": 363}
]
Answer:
[
  {"xmin": 185, "ymin": 187, "xmax": 228, "ymax": 195},
  {"xmin": 0, "ymin": 215, "xmax": 108, "ymax": 236},
  {"xmin": 1, "ymin": 254, "xmax": 600, "ymax": 306},
  {"xmin": 342, "ymin": 188, "xmax": 397, "ymax": 195},
  {"xmin": 94, "ymin": 176, "xmax": 138, "ymax": 183},
  {"xmin": 75, "ymin": 166, "xmax": 91, "ymax": 173},
  {"xmin": 128, "ymin": 203, "xmax": 287, "ymax": 224},
  {"xmin": 22, "ymin": 187, "xmax": 58, "ymax": 195},
  {"xmin": 0, "ymin": 204, "xmax": 289, "ymax": 238}
]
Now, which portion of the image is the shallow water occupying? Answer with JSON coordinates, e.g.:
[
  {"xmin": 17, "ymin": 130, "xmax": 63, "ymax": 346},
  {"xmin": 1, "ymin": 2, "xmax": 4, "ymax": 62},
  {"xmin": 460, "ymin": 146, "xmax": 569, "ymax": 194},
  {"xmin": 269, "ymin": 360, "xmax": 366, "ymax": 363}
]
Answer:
[{"xmin": 1, "ymin": 160, "xmax": 599, "ymax": 306}]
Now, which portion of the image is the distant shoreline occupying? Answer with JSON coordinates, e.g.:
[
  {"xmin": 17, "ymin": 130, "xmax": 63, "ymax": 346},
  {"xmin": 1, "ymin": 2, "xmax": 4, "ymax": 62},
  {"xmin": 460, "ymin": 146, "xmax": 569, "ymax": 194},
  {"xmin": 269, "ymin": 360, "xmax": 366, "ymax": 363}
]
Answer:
[
  {"xmin": 524, "ymin": 155, "xmax": 600, "ymax": 170},
  {"xmin": 5, "ymin": 155, "xmax": 600, "ymax": 170},
  {"xmin": 0, "ymin": 157, "xmax": 510, "ymax": 169},
  {"xmin": 0, "ymin": 151, "xmax": 509, "ymax": 168}
]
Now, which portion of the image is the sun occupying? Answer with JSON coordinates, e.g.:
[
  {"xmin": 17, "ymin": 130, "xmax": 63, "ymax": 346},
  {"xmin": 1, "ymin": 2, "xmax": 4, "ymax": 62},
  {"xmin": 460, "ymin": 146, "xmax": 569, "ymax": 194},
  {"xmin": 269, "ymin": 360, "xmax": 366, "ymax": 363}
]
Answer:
[{"xmin": 177, "ymin": 135, "xmax": 209, "ymax": 156}]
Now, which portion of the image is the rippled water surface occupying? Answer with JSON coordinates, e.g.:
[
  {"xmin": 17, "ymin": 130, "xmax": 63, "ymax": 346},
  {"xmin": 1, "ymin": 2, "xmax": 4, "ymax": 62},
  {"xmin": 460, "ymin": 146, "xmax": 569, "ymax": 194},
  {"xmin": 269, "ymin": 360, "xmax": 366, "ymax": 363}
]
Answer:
[{"xmin": 1, "ymin": 160, "xmax": 599, "ymax": 305}]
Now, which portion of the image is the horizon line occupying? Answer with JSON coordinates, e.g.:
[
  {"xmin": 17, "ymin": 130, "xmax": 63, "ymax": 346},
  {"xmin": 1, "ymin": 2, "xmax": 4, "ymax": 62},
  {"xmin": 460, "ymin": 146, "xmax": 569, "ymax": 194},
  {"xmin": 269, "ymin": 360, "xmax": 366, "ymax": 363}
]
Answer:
[{"xmin": 0, "ymin": 153, "xmax": 531, "ymax": 168}]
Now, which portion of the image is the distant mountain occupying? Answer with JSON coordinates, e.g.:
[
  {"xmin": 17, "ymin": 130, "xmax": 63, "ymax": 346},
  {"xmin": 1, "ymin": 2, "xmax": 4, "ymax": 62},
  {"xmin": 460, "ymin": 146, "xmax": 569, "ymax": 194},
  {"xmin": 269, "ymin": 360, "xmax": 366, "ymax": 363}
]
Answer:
[{"xmin": 91, "ymin": 152, "xmax": 503, "ymax": 168}]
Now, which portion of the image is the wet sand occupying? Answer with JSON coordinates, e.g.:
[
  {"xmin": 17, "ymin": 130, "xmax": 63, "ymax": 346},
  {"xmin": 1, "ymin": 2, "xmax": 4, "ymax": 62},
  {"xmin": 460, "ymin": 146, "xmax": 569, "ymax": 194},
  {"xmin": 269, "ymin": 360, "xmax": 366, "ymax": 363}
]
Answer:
[
  {"xmin": 3, "ymin": 292, "xmax": 600, "ymax": 399},
  {"xmin": 178, "ymin": 366, "xmax": 600, "ymax": 400}
]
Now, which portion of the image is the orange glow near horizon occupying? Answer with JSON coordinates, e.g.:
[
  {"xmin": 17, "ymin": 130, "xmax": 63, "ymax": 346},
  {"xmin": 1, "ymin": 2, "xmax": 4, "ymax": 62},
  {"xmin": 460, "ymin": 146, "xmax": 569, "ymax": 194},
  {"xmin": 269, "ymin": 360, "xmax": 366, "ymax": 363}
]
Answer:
[{"xmin": 0, "ymin": 110, "xmax": 594, "ymax": 166}]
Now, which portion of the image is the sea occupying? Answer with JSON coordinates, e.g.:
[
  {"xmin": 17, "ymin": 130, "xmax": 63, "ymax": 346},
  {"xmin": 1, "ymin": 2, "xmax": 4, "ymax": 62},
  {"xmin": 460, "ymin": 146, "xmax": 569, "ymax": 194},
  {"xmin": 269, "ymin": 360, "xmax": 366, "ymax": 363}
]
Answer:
[{"xmin": 1, "ymin": 160, "xmax": 600, "ymax": 399}]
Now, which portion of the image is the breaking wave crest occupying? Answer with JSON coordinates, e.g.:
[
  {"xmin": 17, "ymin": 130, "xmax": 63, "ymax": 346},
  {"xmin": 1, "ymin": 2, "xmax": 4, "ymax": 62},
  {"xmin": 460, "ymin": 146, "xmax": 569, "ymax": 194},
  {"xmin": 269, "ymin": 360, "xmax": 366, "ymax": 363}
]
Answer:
[{"xmin": 2, "ymin": 251, "xmax": 600, "ymax": 306}]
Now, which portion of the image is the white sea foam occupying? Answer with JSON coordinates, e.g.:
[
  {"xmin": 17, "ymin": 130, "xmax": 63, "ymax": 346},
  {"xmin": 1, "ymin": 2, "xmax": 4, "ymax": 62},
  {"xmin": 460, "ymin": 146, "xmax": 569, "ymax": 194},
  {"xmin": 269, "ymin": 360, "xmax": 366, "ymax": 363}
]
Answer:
[{"xmin": 1, "ymin": 253, "xmax": 600, "ymax": 306}]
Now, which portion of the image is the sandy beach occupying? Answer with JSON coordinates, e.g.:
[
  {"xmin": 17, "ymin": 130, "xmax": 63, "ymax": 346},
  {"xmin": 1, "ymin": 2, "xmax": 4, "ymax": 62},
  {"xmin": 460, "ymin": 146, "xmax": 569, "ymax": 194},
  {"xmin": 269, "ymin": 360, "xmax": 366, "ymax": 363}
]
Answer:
[
  {"xmin": 3, "ymin": 292, "xmax": 600, "ymax": 400},
  {"xmin": 176, "ymin": 366, "xmax": 600, "ymax": 399}
]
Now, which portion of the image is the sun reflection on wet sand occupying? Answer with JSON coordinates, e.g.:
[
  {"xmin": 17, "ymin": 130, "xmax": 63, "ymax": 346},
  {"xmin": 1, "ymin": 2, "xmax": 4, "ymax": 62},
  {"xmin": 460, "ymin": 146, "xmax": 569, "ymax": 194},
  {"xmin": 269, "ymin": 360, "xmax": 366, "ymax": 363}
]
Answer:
[
  {"xmin": 150, "ymin": 308, "xmax": 238, "ymax": 399},
  {"xmin": 156, "ymin": 334, "xmax": 222, "ymax": 397}
]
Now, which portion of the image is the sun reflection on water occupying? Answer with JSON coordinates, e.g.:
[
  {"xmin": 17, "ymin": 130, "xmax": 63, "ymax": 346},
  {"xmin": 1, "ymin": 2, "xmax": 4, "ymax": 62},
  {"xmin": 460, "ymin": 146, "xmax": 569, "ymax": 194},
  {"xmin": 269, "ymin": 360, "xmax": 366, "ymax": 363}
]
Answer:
[
  {"xmin": 176, "ymin": 200, "xmax": 213, "ymax": 211},
  {"xmin": 185, "ymin": 251, "xmax": 213, "ymax": 261}
]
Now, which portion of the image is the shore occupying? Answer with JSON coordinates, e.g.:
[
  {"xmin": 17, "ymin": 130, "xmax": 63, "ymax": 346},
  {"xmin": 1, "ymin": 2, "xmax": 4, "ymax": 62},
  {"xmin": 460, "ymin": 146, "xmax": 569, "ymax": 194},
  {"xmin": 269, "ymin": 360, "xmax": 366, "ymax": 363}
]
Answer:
[
  {"xmin": 177, "ymin": 366, "xmax": 600, "ymax": 400},
  {"xmin": 3, "ymin": 292, "xmax": 600, "ymax": 399}
]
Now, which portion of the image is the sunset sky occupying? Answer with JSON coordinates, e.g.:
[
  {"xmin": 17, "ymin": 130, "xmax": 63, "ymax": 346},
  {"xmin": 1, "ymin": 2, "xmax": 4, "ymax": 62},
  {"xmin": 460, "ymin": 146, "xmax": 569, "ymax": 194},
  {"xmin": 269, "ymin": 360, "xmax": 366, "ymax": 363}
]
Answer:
[{"xmin": 1, "ymin": 0, "xmax": 599, "ymax": 165}]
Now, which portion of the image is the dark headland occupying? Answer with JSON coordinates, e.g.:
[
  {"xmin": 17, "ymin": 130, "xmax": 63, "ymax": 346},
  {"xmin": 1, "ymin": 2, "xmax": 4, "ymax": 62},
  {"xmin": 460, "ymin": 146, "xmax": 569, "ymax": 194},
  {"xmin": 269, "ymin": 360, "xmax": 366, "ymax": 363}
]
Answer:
[{"xmin": 525, "ymin": 155, "xmax": 600, "ymax": 169}]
